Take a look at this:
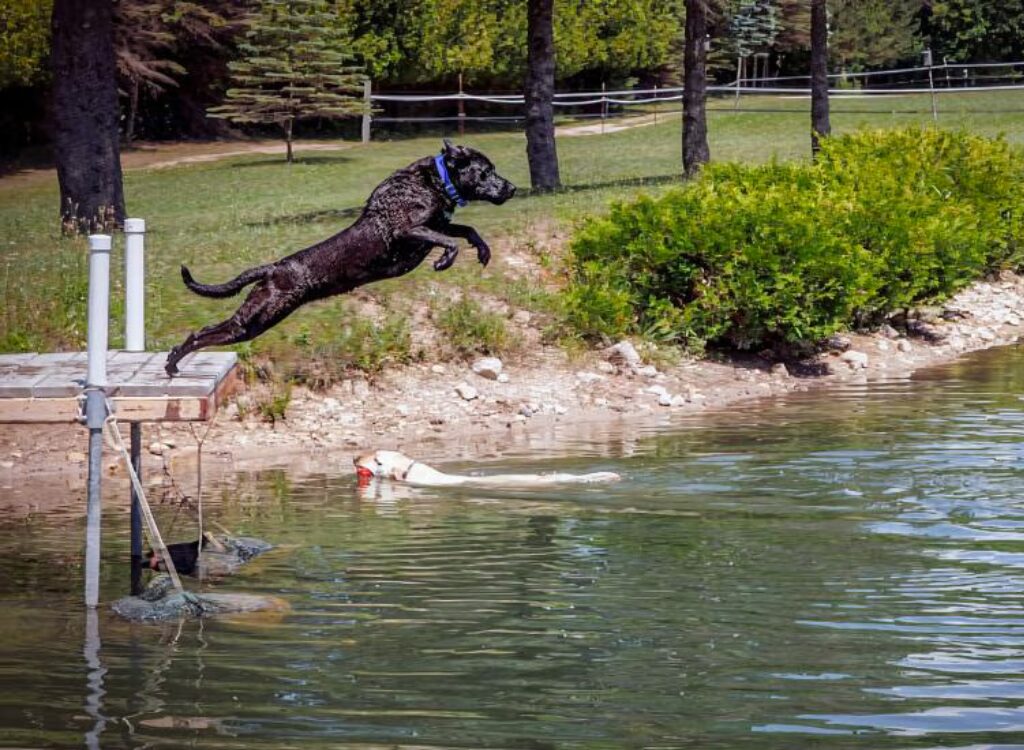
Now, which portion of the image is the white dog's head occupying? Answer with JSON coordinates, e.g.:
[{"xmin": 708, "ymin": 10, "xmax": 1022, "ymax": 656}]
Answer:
[{"xmin": 353, "ymin": 450, "xmax": 416, "ymax": 483}]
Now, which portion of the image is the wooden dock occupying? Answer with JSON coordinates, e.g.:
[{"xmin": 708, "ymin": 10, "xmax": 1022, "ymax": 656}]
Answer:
[{"xmin": 0, "ymin": 351, "xmax": 238, "ymax": 423}]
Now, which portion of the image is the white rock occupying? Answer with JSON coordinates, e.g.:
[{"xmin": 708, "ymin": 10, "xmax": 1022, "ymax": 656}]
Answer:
[
  {"xmin": 396, "ymin": 404, "xmax": 410, "ymax": 416},
  {"xmin": 66, "ymin": 451, "xmax": 86, "ymax": 463},
  {"xmin": 596, "ymin": 361, "xmax": 617, "ymax": 375},
  {"xmin": 497, "ymin": 373, "xmax": 510, "ymax": 383},
  {"xmin": 148, "ymin": 442, "xmax": 165, "ymax": 456},
  {"xmin": 431, "ymin": 364, "xmax": 446, "ymax": 374},
  {"xmin": 455, "ymin": 383, "xmax": 478, "ymax": 401},
  {"xmin": 658, "ymin": 393, "xmax": 673, "ymax": 407},
  {"xmin": 646, "ymin": 385, "xmax": 669, "ymax": 397},
  {"xmin": 472, "ymin": 357, "xmax": 503, "ymax": 380},
  {"xmin": 636, "ymin": 365, "xmax": 659, "ymax": 378},
  {"xmin": 576, "ymin": 371, "xmax": 604, "ymax": 384},
  {"xmin": 1006, "ymin": 315, "xmax": 1020, "ymax": 326},
  {"xmin": 554, "ymin": 404, "xmax": 568, "ymax": 415},
  {"xmin": 840, "ymin": 350, "xmax": 869, "ymax": 369},
  {"xmin": 670, "ymin": 394, "xmax": 688, "ymax": 407},
  {"xmin": 897, "ymin": 339, "xmax": 912, "ymax": 353},
  {"xmin": 604, "ymin": 340, "xmax": 642, "ymax": 368},
  {"xmin": 512, "ymin": 310, "xmax": 532, "ymax": 325},
  {"xmin": 879, "ymin": 323, "xmax": 900, "ymax": 339},
  {"xmin": 770, "ymin": 363, "xmax": 789, "ymax": 377},
  {"xmin": 977, "ymin": 328, "xmax": 996, "ymax": 341},
  {"xmin": 877, "ymin": 340, "xmax": 891, "ymax": 352}
]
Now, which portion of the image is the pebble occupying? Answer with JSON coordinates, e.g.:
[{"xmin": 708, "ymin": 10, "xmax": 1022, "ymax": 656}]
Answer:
[
  {"xmin": 840, "ymin": 350, "xmax": 869, "ymax": 369},
  {"xmin": 596, "ymin": 361, "xmax": 616, "ymax": 375},
  {"xmin": 472, "ymin": 357, "xmax": 503, "ymax": 380},
  {"xmin": 497, "ymin": 373, "xmax": 510, "ymax": 383},
  {"xmin": 512, "ymin": 310, "xmax": 532, "ymax": 325},
  {"xmin": 604, "ymin": 340, "xmax": 642, "ymax": 368},
  {"xmin": 635, "ymin": 365, "xmax": 659, "ymax": 378},
  {"xmin": 148, "ymin": 442, "xmax": 165, "ymax": 456},
  {"xmin": 455, "ymin": 383, "xmax": 478, "ymax": 401},
  {"xmin": 431, "ymin": 364, "xmax": 446, "ymax": 374},
  {"xmin": 519, "ymin": 405, "xmax": 533, "ymax": 418},
  {"xmin": 897, "ymin": 339, "xmax": 912, "ymax": 353},
  {"xmin": 657, "ymin": 393, "xmax": 673, "ymax": 407},
  {"xmin": 877, "ymin": 340, "xmax": 891, "ymax": 352}
]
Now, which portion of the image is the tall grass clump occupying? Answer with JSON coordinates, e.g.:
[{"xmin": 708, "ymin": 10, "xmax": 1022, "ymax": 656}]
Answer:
[{"xmin": 564, "ymin": 128, "xmax": 1024, "ymax": 352}]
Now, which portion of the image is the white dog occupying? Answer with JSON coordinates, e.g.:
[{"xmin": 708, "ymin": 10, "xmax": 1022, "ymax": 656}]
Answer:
[{"xmin": 354, "ymin": 450, "xmax": 621, "ymax": 487}]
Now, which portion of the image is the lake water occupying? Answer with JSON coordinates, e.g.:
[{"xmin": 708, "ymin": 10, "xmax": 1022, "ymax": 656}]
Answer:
[{"xmin": 2, "ymin": 345, "xmax": 1024, "ymax": 749}]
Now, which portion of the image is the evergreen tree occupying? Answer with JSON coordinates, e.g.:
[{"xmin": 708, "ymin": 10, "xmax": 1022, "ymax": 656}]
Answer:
[
  {"xmin": 209, "ymin": 0, "xmax": 366, "ymax": 163},
  {"xmin": 830, "ymin": 0, "xmax": 920, "ymax": 70}
]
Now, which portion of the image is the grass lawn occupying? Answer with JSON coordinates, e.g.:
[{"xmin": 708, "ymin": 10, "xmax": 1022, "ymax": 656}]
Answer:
[{"xmin": 1, "ymin": 89, "xmax": 1022, "ymax": 376}]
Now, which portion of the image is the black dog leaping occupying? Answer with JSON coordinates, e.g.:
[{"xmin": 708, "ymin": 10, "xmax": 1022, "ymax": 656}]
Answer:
[{"xmin": 165, "ymin": 140, "xmax": 516, "ymax": 376}]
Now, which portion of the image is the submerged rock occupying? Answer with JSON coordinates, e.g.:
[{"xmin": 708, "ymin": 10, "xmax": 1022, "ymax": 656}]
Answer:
[{"xmin": 112, "ymin": 574, "xmax": 287, "ymax": 623}]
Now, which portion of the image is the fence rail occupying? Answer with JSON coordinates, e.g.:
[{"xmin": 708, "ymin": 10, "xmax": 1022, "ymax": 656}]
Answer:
[{"xmin": 361, "ymin": 60, "xmax": 1024, "ymax": 136}]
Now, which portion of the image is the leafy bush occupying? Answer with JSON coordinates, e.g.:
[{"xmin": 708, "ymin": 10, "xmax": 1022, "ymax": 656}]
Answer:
[{"xmin": 565, "ymin": 128, "xmax": 1024, "ymax": 352}]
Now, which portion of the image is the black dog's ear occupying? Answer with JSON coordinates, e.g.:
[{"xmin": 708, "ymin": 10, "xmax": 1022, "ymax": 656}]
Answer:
[{"xmin": 443, "ymin": 139, "xmax": 471, "ymax": 161}]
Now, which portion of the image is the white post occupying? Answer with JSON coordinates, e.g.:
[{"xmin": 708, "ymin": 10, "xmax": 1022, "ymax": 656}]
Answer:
[
  {"xmin": 123, "ymin": 219, "xmax": 145, "ymax": 352},
  {"xmin": 86, "ymin": 235, "xmax": 111, "ymax": 387},
  {"xmin": 85, "ymin": 233, "xmax": 111, "ymax": 608}
]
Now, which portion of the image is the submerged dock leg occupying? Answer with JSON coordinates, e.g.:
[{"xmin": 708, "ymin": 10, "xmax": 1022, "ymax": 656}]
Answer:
[{"xmin": 130, "ymin": 423, "xmax": 143, "ymax": 596}]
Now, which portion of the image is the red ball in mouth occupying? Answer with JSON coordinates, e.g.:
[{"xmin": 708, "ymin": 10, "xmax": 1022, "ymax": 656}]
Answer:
[{"xmin": 355, "ymin": 465, "xmax": 374, "ymax": 481}]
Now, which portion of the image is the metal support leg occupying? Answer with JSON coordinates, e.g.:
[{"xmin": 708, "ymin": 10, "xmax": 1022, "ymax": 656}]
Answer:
[
  {"xmin": 130, "ymin": 422, "xmax": 143, "ymax": 596},
  {"xmin": 84, "ymin": 389, "xmax": 107, "ymax": 608}
]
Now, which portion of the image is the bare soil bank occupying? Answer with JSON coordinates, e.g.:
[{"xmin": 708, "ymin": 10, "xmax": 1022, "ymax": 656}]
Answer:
[{"xmin": 2, "ymin": 272, "xmax": 1022, "ymax": 509}]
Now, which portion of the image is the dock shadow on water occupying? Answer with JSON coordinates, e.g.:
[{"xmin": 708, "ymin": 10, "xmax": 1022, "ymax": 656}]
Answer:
[{"xmin": 1, "ymin": 344, "xmax": 1024, "ymax": 748}]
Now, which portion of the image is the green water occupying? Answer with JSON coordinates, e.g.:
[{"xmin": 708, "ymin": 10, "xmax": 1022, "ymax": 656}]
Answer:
[{"xmin": 2, "ymin": 345, "xmax": 1024, "ymax": 749}]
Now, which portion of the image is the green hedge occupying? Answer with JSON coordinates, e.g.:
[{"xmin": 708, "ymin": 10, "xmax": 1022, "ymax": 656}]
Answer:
[{"xmin": 564, "ymin": 128, "xmax": 1024, "ymax": 352}]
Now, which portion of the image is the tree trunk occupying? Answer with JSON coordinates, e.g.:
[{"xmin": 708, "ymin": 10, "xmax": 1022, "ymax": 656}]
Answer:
[
  {"xmin": 524, "ymin": 0, "xmax": 561, "ymax": 192},
  {"xmin": 683, "ymin": 0, "xmax": 710, "ymax": 178},
  {"xmin": 810, "ymin": 0, "xmax": 831, "ymax": 157},
  {"xmin": 51, "ymin": 0, "xmax": 125, "ymax": 233},
  {"xmin": 285, "ymin": 118, "xmax": 293, "ymax": 163}
]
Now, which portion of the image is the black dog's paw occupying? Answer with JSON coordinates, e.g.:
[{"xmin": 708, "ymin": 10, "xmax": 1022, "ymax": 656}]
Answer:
[
  {"xmin": 474, "ymin": 240, "xmax": 491, "ymax": 267},
  {"xmin": 434, "ymin": 246, "xmax": 459, "ymax": 271}
]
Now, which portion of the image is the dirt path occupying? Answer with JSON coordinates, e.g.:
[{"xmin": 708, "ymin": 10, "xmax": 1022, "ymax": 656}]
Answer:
[{"xmin": 557, "ymin": 113, "xmax": 662, "ymax": 137}]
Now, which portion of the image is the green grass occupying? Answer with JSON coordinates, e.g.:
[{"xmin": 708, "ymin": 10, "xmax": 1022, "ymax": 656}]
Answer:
[{"xmin": 1, "ymin": 89, "xmax": 1022, "ymax": 376}]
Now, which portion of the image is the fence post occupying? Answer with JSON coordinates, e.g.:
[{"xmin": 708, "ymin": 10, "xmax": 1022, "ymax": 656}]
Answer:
[
  {"xmin": 123, "ymin": 218, "xmax": 145, "ymax": 597},
  {"xmin": 601, "ymin": 81, "xmax": 607, "ymax": 134},
  {"xmin": 84, "ymin": 233, "xmax": 111, "ymax": 608},
  {"xmin": 362, "ymin": 78, "xmax": 372, "ymax": 144},
  {"xmin": 458, "ymin": 72, "xmax": 465, "ymax": 137},
  {"xmin": 653, "ymin": 84, "xmax": 658, "ymax": 124},
  {"xmin": 924, "ymin": 48, "xmax": 938, "ymax": 122}
]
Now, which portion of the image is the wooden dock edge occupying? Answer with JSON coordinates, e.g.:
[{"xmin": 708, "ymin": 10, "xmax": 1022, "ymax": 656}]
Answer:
[{"xmin": 0, "ymin": 364, "xmax": 240, "ymax": 424}]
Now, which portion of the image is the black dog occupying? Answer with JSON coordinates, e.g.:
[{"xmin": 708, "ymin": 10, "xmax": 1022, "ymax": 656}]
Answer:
[
  {"xmin": 140, "ymin": 538, "xmax": 204, "ymax": 576},
  {"xmin": 165, "ymin": 140, "xmax": 516, "ymax": 375}
]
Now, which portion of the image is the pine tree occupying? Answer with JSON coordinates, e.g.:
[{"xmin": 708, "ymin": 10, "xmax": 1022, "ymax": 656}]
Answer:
[{"xmin": 208, "ymin": 0, "xmax": 367, "ymax": 163}]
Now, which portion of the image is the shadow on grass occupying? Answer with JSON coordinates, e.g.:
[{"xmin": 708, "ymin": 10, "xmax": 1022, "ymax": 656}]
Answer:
[
  {"xmin": 245, "ymin": 205, "xmax": 363, "ymax": 228},
  {"xmin": 517, "ymin": 172, "xmax": 682, "ymax": 199},
  {"xmin": 246, "ymin": 172, "xmax": 685, "ymax": 228},
  {"xmin": 228, "ymin": 154, "xmax": 355, "ymax": 169}
]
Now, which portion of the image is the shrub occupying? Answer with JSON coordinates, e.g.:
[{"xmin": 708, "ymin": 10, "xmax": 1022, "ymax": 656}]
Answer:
[
  {"xmin": 564, "ymin": 128, "xmax": 1024, "ymax": 352},
  {"xmin": 434, "ymin": 296, "xmax": 516, "ymax": 357}
]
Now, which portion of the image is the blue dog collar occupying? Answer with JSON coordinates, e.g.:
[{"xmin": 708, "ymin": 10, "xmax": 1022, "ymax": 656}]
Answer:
[{"xmin": 434, "ymin": 153, "xmax": 467, "ymax": 208}]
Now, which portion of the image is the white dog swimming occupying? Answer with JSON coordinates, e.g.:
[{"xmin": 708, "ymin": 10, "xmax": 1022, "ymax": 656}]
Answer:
[{"xmin": 354, "ymin": 450, "xmax": 621, "ymax": 487}]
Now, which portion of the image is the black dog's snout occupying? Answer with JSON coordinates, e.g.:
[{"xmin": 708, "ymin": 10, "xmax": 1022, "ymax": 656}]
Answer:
[{"xmin": 507, "ymin": 184, "xmax": 517, "ymax": 198}]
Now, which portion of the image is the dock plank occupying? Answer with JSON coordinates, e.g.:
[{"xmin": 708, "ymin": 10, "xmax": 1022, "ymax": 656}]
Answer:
[{"xmin": 0, "ymin": 351, "xmax": 237, "ymax": 423}]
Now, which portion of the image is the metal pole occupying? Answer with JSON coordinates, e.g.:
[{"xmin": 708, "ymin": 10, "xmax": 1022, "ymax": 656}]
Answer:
[
  {"xmin": 85, "ymin": 234, "xmax": 111, "ymax": 608},
  {"xmin": 123, "ymin": 219, "xmax": 145, "ymax": 596},
  {"xmin": 653, "ymin": 84, "xmax": 658, "ymax": 124},
  {"xmin": 457, "ymin": 72, "xmax": 465, "ymax": 137},
  {"xmin": 735, "ymin": 56, "xmax": 743, "ymax": 111},
  {"xmin": 361, "ymin": 78, "xmax": 372, "ymax": 144}
]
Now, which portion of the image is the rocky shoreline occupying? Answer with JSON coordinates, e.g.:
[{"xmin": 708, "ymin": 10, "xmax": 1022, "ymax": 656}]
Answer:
[{"xmin": 1, "ymin": 272, "xmax": 1022, "ymax": 505}]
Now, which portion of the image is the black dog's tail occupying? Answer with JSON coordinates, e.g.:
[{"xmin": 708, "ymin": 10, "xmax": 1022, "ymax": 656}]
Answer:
[{"xmin": 181, "ymin": 263, "xmax": 271, "ymax": 298}]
